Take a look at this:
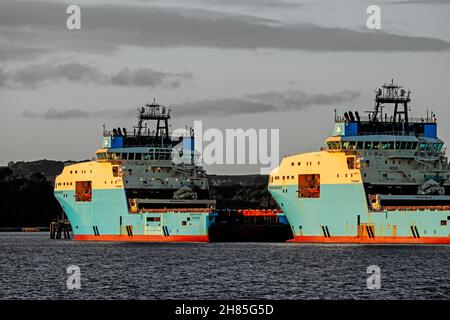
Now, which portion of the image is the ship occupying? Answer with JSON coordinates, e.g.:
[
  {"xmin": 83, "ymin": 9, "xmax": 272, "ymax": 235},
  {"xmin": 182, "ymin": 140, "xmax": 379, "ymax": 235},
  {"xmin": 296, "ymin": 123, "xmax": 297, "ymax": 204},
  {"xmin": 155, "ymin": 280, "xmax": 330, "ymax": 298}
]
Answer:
[
  {"xmin": 269, "ymin": 80, "xmax": 450, "ymax": 244},
  {"xmin": 54, "ymin": 101, "xmax": 292, "ymax": 242},
  {"xmin": 54, "ymin": 102, "xmax": 216, "ymax": 242}
]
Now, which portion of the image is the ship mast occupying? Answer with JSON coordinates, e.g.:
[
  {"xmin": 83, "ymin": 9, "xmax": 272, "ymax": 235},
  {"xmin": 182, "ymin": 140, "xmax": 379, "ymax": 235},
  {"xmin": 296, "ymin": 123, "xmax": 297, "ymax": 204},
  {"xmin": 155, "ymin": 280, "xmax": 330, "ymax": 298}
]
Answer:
[
  {"xmin": 372, "ymin": 79, "xmax": 411, "ymax": 124},
  {"xmin": 136, "ymin": 99, "xmax": 171, "ymax": 137}
]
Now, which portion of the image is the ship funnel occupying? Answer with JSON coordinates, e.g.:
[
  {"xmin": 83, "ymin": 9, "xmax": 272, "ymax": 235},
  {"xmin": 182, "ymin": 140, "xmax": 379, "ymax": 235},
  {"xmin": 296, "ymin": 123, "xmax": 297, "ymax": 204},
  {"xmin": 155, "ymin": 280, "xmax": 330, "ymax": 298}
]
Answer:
[
  {"xmin": 348, "ymin": 111, "xmax": 355, "ymax": 122},
  {"xmin": 344, "ymin": 112, "xmax": 350, "ymax": 122},
  {"xmin": 118, "ymin": 127, "xmax": 123, "ymax": 136},
  {"xmin": 355, "ymin": 111, "xmax": 361, "ymax": 123},
  {"xmin": 123, "ymin": 128, "xmax": 127, "ymax": 137},
  {"xmin": 113, "ymin": 128, "xmax": 118, "ymax": 136}
]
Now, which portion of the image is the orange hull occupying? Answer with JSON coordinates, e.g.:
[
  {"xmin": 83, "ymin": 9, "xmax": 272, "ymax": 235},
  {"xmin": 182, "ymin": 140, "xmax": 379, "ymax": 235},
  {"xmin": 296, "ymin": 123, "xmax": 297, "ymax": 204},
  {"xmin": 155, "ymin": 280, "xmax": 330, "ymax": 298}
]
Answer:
[
  {"xmin": 290, "ymin": 235, "xmax": 450, "ymax": 244},
  {"xmin": 74, "ymin": 234, "xmax": 209, "ymax": 242}
]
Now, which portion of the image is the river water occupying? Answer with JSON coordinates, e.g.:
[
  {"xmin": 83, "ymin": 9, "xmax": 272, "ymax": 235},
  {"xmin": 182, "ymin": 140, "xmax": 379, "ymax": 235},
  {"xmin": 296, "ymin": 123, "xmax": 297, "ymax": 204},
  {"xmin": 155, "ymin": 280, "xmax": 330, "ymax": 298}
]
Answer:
[{"xmin": 0, "ymin": 233, "xmax": 449, "ymax": 299}]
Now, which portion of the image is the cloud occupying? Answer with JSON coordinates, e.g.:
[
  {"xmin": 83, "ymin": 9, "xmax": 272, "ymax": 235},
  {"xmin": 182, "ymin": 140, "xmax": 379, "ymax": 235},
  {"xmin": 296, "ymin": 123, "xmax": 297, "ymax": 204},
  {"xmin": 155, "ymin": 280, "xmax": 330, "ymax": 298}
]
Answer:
[
  {"xmin": 21, "ymin": 109, "xmax": 91, "ymax": 120},
  {"xmin": 20, "ymin": 88, "xmax": 360, "ymax": 120},
  {"xmin": 0, "ymin": 43, "xmax": 48, "ymax": 62},
  {"xmin": 1, "ymin": 0, "xmax": 449, "ymax": 59},
  {"xmin": 174, "ymin": 89, "xmax": 361, "ymax": 116},
  {"xmin": 389, "ymin": 0, "xmax": 450, "ymax": 4},
  {"xmin": 110, "ymin": 68, "xmax": 193, "ymax": 89},
  {"xmin": 183, "ymin": 0, "xmax": 305, "ymax": 9},
  {"xmin": 0, "ymin": 63, "xmax": 192, "ymax": 89}
]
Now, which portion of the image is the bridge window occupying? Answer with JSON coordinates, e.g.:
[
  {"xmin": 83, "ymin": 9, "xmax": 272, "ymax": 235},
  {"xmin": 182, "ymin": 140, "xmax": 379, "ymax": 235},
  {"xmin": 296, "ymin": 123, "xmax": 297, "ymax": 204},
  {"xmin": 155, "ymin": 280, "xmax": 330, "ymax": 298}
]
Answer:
[
  {"xmin": 372, "ymin": 141, "xmax": 380, "ymax": 150},
  {"xmin": 128, "ymin": 153, "xmax": 135, "ymax": 160},
  {"xmin": 135, "ymin": 153, "xmax": 142, "ymax": 160},
  {"xmin": 357, "ymin": 141, "xmax": 364, "ymax": 149},
  {"xmin": 349, "ymin": 141, "xmax": 356, "ymax": 150},
  {"xmin": 121, "ymin": 153, "xmax": 128, "ymax": 160},
  {"xmin": 75, "ymin": 181, "xmax": 92, "ymax": 202},
  {"xmin": 327, "ymin": 141, "xmax": 341, "ymax": 150},
  {"xmin": 111, "ymin": 153, "xmax": 119, "ymax": 160},
  {"xmin": 395, "ymin": 141, "xmax": 401, "ymax": 149},
  {"xmin": 364, "ymin": 141, "xmax": 372, "ymax": 150},
  {"xmin": 400, "ymin": 142, "xmax": 406, "ymax": 149},
  {"xmin": 298, "ymin": 174, "xmax": 320, "ymax": 198}
]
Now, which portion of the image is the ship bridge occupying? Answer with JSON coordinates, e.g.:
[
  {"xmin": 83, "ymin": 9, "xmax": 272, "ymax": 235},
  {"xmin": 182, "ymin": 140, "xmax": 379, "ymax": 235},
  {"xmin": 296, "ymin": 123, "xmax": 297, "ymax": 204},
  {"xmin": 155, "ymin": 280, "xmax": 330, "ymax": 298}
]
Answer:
[
  {"xmin": 333, "ymin": 79, "xmax": 438, "ymax": 139},
  {"xmin": 101, "ymin": 100, "xmax": 194, "ymax": 149}
]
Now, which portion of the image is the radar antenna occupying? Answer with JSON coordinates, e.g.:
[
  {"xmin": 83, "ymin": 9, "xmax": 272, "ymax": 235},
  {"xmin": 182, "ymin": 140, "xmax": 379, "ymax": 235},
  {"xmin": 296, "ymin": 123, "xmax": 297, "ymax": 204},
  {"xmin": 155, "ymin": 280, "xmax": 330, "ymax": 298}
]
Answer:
[
  {"xmin": 372, "ymin": 79, "xmax": 411, "ymax": 124},
  {"xmin": 135, "ymin": 99, "xmax": 172, "ymax": 137}
]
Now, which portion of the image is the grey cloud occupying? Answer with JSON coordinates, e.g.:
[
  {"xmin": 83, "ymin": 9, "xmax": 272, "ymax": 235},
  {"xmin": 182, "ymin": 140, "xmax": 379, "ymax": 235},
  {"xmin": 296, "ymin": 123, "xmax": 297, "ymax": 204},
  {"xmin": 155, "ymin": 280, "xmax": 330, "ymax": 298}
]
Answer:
[
  {"xmin": 0, "ymin": 43, "xmax": 48, "ymax": 62},
  {"xmin": 110, "ymin": 68, "xmax": 193, "ymax": 89},
  {"xmin": 20, "ymin": 88, "xmax": 360, "ymax": 120},
  {"xmin": 7, "ymin": 63, "xmax": 103, "ymax": 89},
  {"xmin": 244, "ymin": 90, "xmax": 361, "ymax": 111},
  {"xmin": 0, "ymin": 63, "xmax": 192, "ymax": 89},
  {"xmin": 1, "ymin": 0, "xmax": 449, "ymax": 56},
  {"xmin": 389, "ymin": 0, "xmax": 450, "ymax": 4},
  {"xmin": 173, "ymin": 0, "xmax": 305, "ymax": 9},
  {"xmin": 21, "ymin": 108, "xmax": 134, "ymax": 120},
  {"xmin": 22, "ymin": 109, "xmax": 91, "ymax": 120},
  {"xmin": 174, "ymin": 89, "xmax": 361, "ymax": 116},
  {"xmin": 174, "ymin": 98, "xmax": 276, "ymax": 116}
]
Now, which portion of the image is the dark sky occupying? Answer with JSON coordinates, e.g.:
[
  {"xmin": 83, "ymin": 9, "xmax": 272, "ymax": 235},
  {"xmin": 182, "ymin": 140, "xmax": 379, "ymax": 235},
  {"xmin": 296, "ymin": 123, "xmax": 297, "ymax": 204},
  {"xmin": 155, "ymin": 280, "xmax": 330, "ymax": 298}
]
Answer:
[{"xmin": 1, "ymin": 0, "xmax": 450, "ymax": 173}]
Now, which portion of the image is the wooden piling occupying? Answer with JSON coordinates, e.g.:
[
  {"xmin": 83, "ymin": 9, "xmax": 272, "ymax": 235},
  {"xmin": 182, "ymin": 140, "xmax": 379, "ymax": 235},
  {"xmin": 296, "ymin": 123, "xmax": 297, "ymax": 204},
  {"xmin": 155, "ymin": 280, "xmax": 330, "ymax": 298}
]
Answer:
[{"xmin": 50, "ymin": 219, "xmax": 72, "ymax": 240}]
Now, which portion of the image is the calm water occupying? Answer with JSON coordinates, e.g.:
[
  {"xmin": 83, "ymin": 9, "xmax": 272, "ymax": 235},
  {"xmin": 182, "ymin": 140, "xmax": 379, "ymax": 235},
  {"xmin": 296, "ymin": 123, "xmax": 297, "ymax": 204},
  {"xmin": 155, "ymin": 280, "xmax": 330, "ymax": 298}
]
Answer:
[{"xmin": 0, "ymin": 232, "xmax": 449, "ymax": 299}]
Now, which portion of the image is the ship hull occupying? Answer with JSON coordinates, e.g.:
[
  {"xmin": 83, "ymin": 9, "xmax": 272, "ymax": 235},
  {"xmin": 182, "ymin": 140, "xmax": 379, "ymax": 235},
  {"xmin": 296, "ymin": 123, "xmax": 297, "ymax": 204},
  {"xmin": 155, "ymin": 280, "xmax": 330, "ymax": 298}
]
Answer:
[
  {"xmin": 289, "ymin": 236, "xmax": 450, "ymax": 244},
  {"xmin": 74, "ymin": 234, "xmax": 209, "ymax": 242},
  {"xmin": 55, "ymin": 187, "xmax": 214, "ymax": 243},
  {"xmin": 269, "ymin": 151, "xmax": 450, "ymax": 245}
]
